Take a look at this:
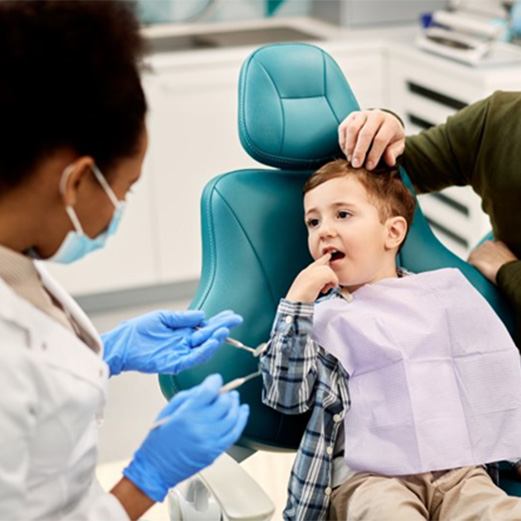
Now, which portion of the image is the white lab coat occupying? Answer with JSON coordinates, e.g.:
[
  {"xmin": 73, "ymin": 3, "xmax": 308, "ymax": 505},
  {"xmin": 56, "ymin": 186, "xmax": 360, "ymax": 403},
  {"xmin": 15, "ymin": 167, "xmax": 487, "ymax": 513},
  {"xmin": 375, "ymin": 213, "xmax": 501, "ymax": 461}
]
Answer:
[{"xmin": 0, "ymin": 263, "xmax": 129, "ymax": 520}]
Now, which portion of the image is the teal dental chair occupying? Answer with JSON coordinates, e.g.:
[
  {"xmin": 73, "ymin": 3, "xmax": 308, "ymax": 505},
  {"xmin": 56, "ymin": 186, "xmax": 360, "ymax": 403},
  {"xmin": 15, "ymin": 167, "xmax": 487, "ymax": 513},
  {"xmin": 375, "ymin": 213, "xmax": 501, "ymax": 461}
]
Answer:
[{"xmin": 160, "ymin": 43, "xmax": 520, "ymax": 519}]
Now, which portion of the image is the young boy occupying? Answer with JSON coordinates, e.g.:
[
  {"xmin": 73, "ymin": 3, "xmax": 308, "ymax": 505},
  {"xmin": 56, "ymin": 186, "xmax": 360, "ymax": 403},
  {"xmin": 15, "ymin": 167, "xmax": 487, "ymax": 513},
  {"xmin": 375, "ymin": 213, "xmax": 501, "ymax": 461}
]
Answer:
[{"xmin": 260, "ymin": 159, "xmax": 521, "ymax": 521}]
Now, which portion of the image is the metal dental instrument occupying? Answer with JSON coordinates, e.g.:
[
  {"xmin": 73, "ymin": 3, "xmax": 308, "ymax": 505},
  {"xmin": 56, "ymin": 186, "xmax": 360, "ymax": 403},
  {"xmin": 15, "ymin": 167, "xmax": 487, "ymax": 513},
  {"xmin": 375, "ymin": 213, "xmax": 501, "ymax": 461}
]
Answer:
[
  {"xmin": 151, "ymin": 369, "xmax": 262, "ymax": 430},
  {"xmin": 219, "ymin": 369, "xmax": 262, "ymax": 394},
  {"xmin": 152, "ymin": 416, "xmax": 173, "ymax": 430},
  {"xmin": 151, "ymin": 338, "xmax": 268, "ymax": 430},
  {"xmin": 225, "ymin": 337, "xmax": 268, "ymax": 357},
  {"xmin": 194, "ymin": 324, "xmax": 268, "ymax": 357}
]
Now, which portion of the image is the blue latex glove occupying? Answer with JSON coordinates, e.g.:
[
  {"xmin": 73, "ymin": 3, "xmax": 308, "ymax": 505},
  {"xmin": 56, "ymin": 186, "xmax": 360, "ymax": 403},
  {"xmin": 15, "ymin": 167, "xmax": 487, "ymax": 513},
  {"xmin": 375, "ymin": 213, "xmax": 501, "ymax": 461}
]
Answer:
[
  {"xmin": 123, "ymin": 374, "xmax": 250, "ymax": 502},
  {"xmin": 102, "ymin": 309, "xmax": 242, "ymax": 376}
]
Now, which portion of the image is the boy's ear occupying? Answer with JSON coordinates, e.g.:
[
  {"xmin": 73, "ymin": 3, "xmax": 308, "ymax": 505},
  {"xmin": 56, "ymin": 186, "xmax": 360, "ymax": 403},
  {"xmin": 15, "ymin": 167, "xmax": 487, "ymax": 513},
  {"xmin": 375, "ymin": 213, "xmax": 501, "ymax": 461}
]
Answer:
[{"xmin": 384, "ymin": 216, "xmax": 408, "ymax": 251}]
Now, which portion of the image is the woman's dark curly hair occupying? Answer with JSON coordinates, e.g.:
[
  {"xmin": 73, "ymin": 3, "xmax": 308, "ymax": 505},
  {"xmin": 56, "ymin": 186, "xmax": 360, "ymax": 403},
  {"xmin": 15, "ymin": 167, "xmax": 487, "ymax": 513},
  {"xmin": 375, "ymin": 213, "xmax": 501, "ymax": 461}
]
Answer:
[{"xmin": 0, "ymin": 0, "xmax": 147, "ymax": 189}]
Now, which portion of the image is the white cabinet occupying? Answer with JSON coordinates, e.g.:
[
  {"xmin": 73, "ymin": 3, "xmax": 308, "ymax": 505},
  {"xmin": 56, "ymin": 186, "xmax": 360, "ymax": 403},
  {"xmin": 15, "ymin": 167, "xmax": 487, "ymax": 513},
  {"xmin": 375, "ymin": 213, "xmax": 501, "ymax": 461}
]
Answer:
[
  {"xmin": 143, "ymin": 56, "xmax": 261, "ymax": 284},
  {"xmin": 323, "ymin": 42, "xmax": 387, "ymax": 108},
  {"xmin": 387, "ymin": 43, "xmax": 521, "ymax": 258}
]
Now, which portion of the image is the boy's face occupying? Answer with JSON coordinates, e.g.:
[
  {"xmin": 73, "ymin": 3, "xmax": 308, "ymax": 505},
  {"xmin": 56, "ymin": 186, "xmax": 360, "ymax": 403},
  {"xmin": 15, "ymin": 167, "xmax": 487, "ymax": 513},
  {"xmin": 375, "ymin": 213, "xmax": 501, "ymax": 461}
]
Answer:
[{"xmin": 304, "ymin": 175, "xmax": 396, "ymax": 288}]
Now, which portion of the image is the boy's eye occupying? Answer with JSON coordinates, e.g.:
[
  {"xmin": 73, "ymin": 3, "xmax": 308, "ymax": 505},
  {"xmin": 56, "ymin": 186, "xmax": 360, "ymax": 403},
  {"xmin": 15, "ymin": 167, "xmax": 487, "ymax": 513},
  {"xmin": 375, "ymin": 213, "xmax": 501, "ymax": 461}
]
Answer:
[
  {"xmin": 337, "ymin": 210, "xmax": 351, "ymax": 219},
  {"xmin": 306, "ymin": 218, "xmax": 319, "ymax": 228}
]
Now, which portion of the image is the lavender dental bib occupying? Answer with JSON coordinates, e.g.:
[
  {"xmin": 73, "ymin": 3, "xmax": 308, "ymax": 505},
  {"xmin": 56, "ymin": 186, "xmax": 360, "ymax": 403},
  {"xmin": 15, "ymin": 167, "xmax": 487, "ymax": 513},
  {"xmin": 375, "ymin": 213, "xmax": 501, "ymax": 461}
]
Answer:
[{"xmin": 313, "ymin": 268, "xmax": 521, "ymax": 476}]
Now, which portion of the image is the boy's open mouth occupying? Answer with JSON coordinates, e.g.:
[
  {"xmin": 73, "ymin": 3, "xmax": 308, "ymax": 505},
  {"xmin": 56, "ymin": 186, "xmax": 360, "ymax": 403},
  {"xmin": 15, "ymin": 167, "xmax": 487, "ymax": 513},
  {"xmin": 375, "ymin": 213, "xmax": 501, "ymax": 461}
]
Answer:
[{"xmin": 323, "ymin": 248, "xmax": 345, "ymax": 261}]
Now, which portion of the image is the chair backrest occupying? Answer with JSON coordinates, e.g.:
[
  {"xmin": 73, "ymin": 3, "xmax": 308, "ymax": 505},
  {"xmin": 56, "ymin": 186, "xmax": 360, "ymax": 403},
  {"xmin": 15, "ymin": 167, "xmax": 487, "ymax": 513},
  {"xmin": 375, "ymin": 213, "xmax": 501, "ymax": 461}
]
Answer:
[{"xmin": 159, "ymin": 43, "xmax": 515, "ymax": 451}]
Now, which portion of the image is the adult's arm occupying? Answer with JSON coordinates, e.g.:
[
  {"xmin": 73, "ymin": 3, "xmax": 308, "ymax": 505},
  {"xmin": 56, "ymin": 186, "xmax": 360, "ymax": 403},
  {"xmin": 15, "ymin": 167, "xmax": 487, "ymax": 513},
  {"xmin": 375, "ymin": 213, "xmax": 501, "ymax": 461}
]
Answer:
[
  {"xmin": 498, "ymin": 262, "xmax": 521, "ymax": 310},
  {"xmin": 0, "ymin": 326, "xmax": 131, "ymax": 520},
  {"xmin": 400, "ymin": 96, "xmax": 491, "ymax": 193},
  {"xmin": 497, "ymin": 260, "xmax": 521, "ymax": 343},
  {"xmin": 0, "ymin": 329, "xmax": 40, "ymax": 518}
]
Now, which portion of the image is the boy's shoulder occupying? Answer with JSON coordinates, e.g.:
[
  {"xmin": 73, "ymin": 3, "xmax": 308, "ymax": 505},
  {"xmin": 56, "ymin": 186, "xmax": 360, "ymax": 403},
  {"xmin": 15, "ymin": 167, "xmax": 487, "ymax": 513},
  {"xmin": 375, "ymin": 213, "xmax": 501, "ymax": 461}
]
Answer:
[
  {"xmin": 398, "ymin": 268, "xmax": 478, "ymax": 298},
  {"xmin": 410, "ymin": 267, "xmax": 465, "ymax": 283}
]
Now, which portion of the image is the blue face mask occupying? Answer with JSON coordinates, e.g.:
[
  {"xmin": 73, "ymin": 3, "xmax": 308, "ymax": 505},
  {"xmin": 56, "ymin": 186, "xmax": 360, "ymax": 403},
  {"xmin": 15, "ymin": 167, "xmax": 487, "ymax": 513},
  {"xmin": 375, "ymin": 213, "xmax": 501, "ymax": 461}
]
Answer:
[{"xmin": 50, "ymin": 164, "xmax": 126, "ymax": 264}]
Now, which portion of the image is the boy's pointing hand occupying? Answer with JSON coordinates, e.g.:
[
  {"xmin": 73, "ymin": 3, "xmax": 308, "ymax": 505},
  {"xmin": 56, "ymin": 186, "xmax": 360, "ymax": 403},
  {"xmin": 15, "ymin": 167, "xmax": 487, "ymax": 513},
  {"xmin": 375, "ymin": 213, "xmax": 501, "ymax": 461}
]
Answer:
[{"xmin": 285, "ymin": 253, "xmax": 339, "ymax": 303}]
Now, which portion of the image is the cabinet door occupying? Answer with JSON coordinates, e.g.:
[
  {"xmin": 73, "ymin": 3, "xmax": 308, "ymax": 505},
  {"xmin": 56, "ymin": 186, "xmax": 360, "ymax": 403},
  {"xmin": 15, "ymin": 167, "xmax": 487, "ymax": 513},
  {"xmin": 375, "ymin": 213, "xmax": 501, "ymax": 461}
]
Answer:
[
  {"xmin": 45, "ymin": 152, "xmax": 159, "ymax": 296},
  {"xmin": 144, "ymin": 62, "xmax": 260, "ymax": 284},
  {"xmin": 325, "ymin": 45, "xmax": 386, "ymax": 108}
]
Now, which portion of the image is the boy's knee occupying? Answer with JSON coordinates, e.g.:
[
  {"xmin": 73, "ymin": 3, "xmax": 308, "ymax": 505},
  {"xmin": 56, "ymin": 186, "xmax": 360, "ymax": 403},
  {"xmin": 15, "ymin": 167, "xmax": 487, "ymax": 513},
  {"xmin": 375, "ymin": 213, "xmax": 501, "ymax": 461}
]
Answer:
[{"xmin": 331, "ymin": 475, "xmax": 427, "ymax": 521}]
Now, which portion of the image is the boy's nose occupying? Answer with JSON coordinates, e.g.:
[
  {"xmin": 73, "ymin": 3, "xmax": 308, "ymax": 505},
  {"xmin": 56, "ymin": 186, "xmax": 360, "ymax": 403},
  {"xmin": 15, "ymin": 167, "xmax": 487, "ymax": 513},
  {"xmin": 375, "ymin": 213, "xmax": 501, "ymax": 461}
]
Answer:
[{"xmin": 318, "ymin": 223, "xmax": 337, "ymax": 239}]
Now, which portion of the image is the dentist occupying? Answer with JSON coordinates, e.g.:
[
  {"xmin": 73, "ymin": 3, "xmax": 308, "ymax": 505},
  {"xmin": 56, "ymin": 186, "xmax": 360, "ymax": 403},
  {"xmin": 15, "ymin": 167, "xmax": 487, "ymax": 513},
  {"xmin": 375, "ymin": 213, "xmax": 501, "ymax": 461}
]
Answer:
[{"xmin": 0, "ymin": 2, "xmax": 248, "ymax": 520}]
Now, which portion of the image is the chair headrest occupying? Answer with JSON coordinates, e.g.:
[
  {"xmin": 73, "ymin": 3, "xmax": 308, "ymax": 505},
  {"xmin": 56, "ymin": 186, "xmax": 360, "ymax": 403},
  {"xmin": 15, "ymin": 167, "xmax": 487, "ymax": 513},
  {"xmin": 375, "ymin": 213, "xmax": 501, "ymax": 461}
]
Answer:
[{"xmin": 238, "ymin": 43, "xmax": 359, "ymax": 170}]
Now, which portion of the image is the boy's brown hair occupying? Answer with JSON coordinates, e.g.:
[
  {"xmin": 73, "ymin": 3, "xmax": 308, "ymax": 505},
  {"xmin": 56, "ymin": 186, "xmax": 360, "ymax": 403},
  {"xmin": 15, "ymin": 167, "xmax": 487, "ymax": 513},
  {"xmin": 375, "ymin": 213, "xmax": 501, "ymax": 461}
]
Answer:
[{"xmin": 303, "ymin": 159, "xmax": 416, "ymax": 247}]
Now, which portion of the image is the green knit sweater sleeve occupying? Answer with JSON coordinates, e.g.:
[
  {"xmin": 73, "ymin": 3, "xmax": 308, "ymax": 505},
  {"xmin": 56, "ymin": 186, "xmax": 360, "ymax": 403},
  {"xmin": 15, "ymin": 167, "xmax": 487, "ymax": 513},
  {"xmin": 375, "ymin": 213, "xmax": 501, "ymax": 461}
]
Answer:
[
  {"xmin": 401, "ymin": 95, "xmax": 491, "ymax": 194},
  {"xmin": 497, "ymin": 261, "xmax": 521, "ymax": 343}
]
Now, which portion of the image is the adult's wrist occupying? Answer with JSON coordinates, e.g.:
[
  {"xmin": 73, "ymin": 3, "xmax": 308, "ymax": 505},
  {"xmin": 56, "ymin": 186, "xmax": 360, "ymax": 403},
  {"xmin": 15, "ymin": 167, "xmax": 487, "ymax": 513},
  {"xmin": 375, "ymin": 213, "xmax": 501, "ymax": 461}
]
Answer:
[
  {"xmin": 496, "ymin": 259, "xmax": 521, "ymax": 303},
  {"xmin": 369, "ymin": 108, "xmax": 405, "ymax": 128},
  {"xmin": 111, "ymin": 477, "xmax": 155, "ymax": 521},
  {"xmin": 123, "ymin": 454, "xmax": 171, "ymax": 503}
]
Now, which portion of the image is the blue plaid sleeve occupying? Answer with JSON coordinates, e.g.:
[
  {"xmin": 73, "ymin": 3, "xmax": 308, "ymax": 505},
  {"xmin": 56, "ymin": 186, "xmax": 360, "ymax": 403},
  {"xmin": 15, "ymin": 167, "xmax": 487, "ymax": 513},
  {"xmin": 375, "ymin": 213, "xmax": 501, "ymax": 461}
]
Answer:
[{"xmin": 260, "ymin": 299, "xmax": 319, "ymax": 414}]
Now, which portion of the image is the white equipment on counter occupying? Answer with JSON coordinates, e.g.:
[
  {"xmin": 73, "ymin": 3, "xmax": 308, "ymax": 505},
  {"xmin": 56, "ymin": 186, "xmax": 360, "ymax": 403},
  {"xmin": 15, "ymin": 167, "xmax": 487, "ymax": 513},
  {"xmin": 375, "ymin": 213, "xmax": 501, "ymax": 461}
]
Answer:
[{"xmin": 417, "ymin": 9, "xmax": 521, "ymax": 65}]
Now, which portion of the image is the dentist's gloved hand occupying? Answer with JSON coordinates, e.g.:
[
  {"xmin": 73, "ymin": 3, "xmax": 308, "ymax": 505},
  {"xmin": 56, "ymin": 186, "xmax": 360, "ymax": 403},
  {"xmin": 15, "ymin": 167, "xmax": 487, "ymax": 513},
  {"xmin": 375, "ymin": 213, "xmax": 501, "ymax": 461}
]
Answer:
[
  {"xmin": 102, "ymin": 310, "xmax": 242, "ymax": 376},
  {"xmin": 123, "ymin": 374, "xmax": 250, "ymax": 502}
]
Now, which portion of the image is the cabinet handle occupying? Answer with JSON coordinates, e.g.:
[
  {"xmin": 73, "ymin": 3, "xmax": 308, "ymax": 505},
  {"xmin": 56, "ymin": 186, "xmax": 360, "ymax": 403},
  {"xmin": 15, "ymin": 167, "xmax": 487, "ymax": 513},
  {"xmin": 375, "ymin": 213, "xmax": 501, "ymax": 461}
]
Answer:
[
  {"xmin": 407, "ymin": 82, "xmax": 467, "ymax": 111},
  {"xmin": 426, "ymin": 216, "xmax": 469, "ymax": 249},
  {"xmin": 431, "ymin": 192, "xmax": 469, "ymax": 217},
  {"xmin": 407, "ymin": 113, "xmax": 435, "ymax": 130}
]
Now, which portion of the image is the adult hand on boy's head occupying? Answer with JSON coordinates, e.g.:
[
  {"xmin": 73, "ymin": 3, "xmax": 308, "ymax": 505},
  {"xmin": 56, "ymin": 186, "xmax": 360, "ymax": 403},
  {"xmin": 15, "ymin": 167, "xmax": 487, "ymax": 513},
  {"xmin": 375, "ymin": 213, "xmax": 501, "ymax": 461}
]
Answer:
[
  {"xmin": 338, "ymin": 109, "xmax": 405, "ymax": 170},
  {"xmin": 285, "ymin": 254, "xmax": 339, "ymax": 303}
]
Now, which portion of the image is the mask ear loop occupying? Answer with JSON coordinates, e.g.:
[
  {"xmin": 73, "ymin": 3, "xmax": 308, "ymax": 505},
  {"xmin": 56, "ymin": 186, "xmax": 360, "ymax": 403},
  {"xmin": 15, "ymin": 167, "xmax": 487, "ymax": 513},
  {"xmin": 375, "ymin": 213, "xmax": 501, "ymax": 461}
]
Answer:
[
  {"xmin": 60, "ymin": 164, "xmax": 85, "ymax": 235},
  {"xmin": 91, "ymin": 164, "xmax": 120, "ymax": 208},
  {"xmin": 59, "ymin": 164, "xmax": 75, "ymax": 195}
]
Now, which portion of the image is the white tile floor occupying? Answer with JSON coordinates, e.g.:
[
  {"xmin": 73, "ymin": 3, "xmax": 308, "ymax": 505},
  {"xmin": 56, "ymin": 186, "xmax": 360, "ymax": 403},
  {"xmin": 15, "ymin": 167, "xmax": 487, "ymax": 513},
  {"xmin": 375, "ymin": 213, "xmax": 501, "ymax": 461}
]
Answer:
[{"xmin": 90, "ymin": 299, "xmax": 295, "ymax": 520}]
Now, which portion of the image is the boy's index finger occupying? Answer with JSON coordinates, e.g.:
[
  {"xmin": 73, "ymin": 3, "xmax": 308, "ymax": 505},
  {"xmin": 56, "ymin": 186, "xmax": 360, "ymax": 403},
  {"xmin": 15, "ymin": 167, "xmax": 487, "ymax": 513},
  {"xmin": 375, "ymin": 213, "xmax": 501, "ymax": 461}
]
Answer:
[{"xmin": 313, "ymin": 253, "xmax": 332, "ymax": 266}]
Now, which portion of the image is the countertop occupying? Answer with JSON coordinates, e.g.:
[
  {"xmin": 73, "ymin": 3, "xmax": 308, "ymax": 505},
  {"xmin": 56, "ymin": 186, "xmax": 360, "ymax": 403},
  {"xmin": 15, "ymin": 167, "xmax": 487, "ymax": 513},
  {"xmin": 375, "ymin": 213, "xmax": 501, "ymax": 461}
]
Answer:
[
  {"xmin": 140, "ymin": 16, "xmax": 521, "ymax": 80},
  {"xmin": 141, "ymin": 16, "xmax": 417, "ymax": 69}
]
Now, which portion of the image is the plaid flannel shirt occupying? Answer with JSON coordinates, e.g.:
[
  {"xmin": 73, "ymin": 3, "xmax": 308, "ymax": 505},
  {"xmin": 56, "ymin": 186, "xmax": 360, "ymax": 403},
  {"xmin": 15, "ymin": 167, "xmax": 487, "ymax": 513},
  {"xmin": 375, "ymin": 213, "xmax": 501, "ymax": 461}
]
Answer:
[{"xmin": 260, "ymin": 296, "xmax": 350, "ymax": 521}]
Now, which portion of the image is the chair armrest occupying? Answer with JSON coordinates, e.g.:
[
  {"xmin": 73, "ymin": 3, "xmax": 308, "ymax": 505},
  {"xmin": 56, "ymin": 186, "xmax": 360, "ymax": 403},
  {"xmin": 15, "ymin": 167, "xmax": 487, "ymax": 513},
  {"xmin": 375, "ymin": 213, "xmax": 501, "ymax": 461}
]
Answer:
[{"xmin": 198, "ymin": 452, "xmax": 275, "ymax": 521}]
